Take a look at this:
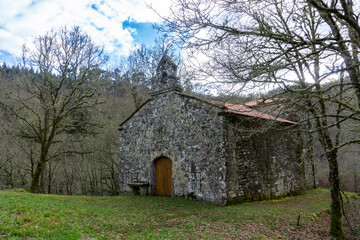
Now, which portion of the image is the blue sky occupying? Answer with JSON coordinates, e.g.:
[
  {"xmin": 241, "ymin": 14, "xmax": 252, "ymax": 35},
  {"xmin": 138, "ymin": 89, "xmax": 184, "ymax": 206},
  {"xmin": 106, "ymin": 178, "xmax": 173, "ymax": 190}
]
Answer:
[
  {"xmin": 0, "ymin": 0, "xmax": 171, "ymax": 67},
  {"xmin": 122, "ymin": 20, "xmax": 159, "ymax": 45}
]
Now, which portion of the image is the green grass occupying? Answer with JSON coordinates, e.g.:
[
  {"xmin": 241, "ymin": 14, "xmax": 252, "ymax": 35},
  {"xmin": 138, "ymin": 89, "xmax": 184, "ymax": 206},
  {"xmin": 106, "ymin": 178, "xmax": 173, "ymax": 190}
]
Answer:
[{"xmin": 0, "ymin": 188, "xmax": 357, "ymax": 239}]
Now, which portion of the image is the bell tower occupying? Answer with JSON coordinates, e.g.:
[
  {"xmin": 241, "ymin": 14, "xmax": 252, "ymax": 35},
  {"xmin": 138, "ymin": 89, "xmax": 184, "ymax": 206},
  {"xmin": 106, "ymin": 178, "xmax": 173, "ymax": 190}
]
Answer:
[{"xmin": 151, "ymin": 54, "xmax": 183, "ymax": 95}]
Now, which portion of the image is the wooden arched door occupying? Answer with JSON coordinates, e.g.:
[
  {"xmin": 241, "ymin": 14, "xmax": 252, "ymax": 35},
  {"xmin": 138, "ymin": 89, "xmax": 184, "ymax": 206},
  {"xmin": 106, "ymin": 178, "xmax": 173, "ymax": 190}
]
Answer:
[{"xmin": 155, "ymin": 157, "xmax": 172, "ymax": 197}]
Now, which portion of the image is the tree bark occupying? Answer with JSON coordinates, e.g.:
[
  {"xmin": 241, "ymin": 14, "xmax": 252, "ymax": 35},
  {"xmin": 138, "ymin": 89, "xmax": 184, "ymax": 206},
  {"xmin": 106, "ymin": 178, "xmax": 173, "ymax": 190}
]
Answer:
[
  {"xmin": 38, "ymin": 161, "xmax": 46, "ymax": 193},
  {"xmin": 327, "ymin": 149, "xmax": 345, "ymax": 240},
  {"xmin": 28, "ymin": 160, "xmax": 44, "ymax": 193},
  {"xmin": 308, "ymin": 93, "xmax": 345, "ymax": 239}
]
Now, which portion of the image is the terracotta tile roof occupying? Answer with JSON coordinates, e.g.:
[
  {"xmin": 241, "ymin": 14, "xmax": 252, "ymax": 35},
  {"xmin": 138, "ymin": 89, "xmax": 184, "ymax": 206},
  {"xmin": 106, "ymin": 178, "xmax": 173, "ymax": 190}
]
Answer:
[
  {"xmin": 244, "ymin": 98, "xmax": 286, "ymax": 107},
  {"xmin": 212, "ymin": 101, "xmax": 296, "ymax": 124}
]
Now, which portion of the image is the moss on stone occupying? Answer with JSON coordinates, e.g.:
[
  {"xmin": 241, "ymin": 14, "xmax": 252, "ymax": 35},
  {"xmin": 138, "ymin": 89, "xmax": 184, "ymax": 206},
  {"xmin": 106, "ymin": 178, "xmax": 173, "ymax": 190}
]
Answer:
[{"xmin": 227, "ymin": 189, "xmax": 306, "ymax": 205}]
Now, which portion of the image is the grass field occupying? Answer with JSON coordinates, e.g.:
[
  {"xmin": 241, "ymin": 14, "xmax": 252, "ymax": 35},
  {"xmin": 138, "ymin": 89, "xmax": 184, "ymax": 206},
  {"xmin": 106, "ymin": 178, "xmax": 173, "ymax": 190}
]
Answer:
[{"xmin": 0, "ymin": 188, "xmax": 358, "ymax": 239}]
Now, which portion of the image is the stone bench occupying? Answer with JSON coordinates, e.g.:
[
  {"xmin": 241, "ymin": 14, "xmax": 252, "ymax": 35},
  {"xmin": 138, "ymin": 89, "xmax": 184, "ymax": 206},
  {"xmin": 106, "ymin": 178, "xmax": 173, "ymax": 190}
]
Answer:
[{"xmin": 128, "ymin": 182, "xmax": 149, "ymax": 195}]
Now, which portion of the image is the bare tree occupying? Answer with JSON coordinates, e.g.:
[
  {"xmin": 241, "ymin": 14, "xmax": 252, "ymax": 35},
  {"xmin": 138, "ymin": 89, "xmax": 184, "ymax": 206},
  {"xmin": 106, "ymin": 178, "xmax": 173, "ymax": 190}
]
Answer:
[
  {"xmin": 307, "ymin": 0, "xmax": 360, "ymax": 108},
  {"xmin": 0, "ymin": 26, "xmax": 107, "ymax": 193},
  {"xmin": 155, "ymin": 0, "xmax": 360, "ymax": 238}
]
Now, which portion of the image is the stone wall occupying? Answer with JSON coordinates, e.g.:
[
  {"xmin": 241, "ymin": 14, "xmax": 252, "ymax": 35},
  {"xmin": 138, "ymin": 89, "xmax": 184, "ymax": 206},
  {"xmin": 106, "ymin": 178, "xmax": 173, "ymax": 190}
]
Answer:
[
  {"xmin": 224, "ymin": 114, "xmax": 306, "ymax": 204},
  {"xmin": 119, "ymin": 92, "xmax": 228, "ymax": 204}
]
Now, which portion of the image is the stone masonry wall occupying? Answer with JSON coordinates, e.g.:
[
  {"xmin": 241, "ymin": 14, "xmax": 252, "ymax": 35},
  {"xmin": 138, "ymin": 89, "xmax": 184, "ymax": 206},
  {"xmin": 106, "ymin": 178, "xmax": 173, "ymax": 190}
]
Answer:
[
  {"xmin": 119, "ymin": 92, "xmax": 227, "ymax": 204},
  {"xmin": 224, "ymin": 115, "xmax": 306, "ymax": 204}
]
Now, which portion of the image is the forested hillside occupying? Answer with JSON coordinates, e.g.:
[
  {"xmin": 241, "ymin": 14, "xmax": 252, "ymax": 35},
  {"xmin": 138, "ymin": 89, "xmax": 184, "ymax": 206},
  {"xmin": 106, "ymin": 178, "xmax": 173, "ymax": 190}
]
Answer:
[
  {"xmin": 0, "ymin": 62, "xmax": 140, "ymax": 195},
  {"xmin": 0, "ymin": 27, "xmax": 174, "ymax": 195}
]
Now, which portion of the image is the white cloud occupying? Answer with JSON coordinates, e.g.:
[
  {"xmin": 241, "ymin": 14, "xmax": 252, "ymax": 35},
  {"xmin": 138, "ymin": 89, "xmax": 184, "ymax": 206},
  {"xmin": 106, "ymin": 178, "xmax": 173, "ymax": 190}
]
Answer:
[{"xmin": 0, "ymin": 0, "xmax": 172, "ymax": 65}]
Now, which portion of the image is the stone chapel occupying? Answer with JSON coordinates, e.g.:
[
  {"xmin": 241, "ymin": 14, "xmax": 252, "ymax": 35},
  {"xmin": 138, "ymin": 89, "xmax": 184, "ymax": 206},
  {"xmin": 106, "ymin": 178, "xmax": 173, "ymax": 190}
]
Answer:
[{"xmin": 118, "ymin": 55, "xmax": 316, "ymax": 205}]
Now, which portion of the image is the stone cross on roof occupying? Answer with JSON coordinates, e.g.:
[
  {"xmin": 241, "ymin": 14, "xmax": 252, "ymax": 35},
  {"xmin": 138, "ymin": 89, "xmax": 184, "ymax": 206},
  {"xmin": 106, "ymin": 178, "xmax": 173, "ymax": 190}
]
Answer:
[{"xmin": 151, "ymin": 54, "xmax": 183, "ymax": 95}]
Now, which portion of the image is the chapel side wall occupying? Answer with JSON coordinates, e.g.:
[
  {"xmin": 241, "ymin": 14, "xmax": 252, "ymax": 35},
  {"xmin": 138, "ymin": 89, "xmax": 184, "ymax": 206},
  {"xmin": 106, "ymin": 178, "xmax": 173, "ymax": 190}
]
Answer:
[
  {"xmin": 253, "ymin": 105, "xmax": 318, "ymax": 190},
  {"xmin": 119, "ymin": 92, "xmax": 227, "ymax": 204},
  {"xmin": 224, "ymin": 115, "xmax": 306, "ymax": 204}
]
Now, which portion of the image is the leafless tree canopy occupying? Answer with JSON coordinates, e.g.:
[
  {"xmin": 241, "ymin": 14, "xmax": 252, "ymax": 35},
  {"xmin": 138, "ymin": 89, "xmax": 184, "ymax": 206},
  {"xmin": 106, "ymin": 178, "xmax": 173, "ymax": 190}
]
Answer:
[
  {"xmin": 1, "ymin": 27, "xmax": 108, "ymax": 193},
  {"xmin": 154, "ymin": 0, "xmax": 360, "ymax": 238}
]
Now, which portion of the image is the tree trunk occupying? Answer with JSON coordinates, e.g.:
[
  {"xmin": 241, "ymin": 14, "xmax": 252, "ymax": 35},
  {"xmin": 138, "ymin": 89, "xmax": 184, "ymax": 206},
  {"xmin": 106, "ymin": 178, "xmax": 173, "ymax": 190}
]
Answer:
[
  {"xmin": 38, "ymin": 161, "xmax": 46, "ymax": 193},
  {"xmin": 308, "ymin": 93, "xmax": 345, "ymax": 239},
  {"xmin": 306, "ymin": 119, "xmax": 317, "ymax": 189},
  {"xmin": 28, "ymin": 160, "xmax": 44, "ymax": 193},
  {"xmin": 47, "ymin": 160, "xmax": 52, "ymax": 194},
  {"xmin": 327, "ymin": 150, "xmax": 345, "ymax": 239}
]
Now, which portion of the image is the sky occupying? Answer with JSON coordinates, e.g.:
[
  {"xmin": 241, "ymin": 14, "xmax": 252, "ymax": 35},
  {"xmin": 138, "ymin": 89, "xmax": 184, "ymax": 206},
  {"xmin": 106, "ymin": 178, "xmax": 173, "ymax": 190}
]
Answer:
[{"xmin": 0, "ymin": 0, "xmax": 172, "ymax": 67}]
